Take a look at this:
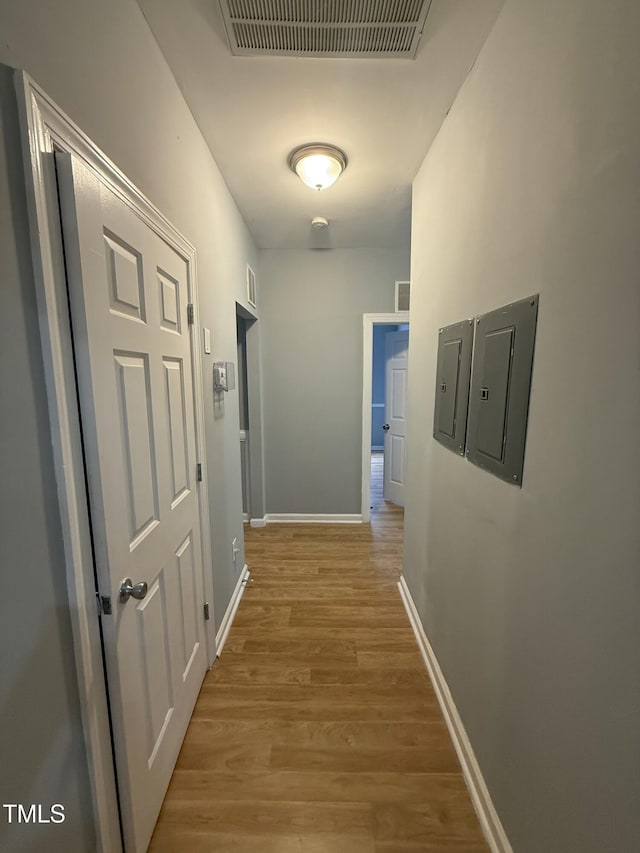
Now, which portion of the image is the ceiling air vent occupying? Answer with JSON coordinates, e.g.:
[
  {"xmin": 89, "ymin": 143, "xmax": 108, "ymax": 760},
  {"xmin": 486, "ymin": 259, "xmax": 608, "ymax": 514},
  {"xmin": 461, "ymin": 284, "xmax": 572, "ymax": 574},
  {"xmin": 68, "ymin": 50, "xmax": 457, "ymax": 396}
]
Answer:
[
  {"xmin": 246, "ymin": 264, "xmax": 257, "ymax": 307},
  {"xmin": 218, "ymin": 1, "xmax": 432, "ymax": 59}
]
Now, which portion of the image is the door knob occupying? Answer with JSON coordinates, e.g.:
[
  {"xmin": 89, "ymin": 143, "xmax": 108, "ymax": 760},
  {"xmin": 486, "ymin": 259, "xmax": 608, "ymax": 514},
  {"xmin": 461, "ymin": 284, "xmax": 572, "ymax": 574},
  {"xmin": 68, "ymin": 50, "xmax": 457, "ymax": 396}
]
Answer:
[
  {"xmin": 382, "ymin": 424, "xmax": 390, "ymax": 431},
  {"xmin": 119, "ymin": 578, "xmax": 148, "ymax": 603}
]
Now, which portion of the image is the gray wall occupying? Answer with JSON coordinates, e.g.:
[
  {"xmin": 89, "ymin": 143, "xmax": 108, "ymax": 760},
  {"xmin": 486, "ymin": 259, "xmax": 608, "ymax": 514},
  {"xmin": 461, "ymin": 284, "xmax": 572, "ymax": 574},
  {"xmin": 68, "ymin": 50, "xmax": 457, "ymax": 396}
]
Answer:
[
  {"xmin": 260, "ymin": 249, "xmax": 410, "ymax": 514},
  {"xmin": 404, "ymin": 1, "xmax": 640, "ymax": 850},
  {"xmin": 0, "ymin": 1, "xmax": 258, "ymax": 848}
]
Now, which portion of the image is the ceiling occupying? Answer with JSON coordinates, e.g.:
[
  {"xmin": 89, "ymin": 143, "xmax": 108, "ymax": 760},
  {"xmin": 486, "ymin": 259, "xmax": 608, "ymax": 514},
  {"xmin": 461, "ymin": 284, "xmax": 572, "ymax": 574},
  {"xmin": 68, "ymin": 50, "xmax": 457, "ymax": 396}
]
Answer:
[{"xmin": 137, "ymin": 0, "xmax": 505, "ymax": 250}]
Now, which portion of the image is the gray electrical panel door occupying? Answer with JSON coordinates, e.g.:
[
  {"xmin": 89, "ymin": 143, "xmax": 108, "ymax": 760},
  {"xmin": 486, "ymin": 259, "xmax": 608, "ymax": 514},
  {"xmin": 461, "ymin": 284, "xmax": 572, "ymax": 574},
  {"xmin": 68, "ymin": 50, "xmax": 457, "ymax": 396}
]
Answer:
[
  {"xmin": 467, "ymin": 294, "xmax": 539, "ymax": 485},
  {"xmin": 433, "ymin": 319, "xmax": 474, "ymax": 454}
]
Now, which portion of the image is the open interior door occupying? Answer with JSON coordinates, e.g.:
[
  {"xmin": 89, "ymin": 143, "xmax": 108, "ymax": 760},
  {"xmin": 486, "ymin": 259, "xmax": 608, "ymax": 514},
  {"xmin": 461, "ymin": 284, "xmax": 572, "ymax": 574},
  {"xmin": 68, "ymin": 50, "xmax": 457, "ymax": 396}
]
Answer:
[
  {"xmin": 56, "ymin": 152, "xmax": 208, "ymax": 852},
  {"xmin": 383, "ymin": 329, "xmax": 409, "ymax": 506}
]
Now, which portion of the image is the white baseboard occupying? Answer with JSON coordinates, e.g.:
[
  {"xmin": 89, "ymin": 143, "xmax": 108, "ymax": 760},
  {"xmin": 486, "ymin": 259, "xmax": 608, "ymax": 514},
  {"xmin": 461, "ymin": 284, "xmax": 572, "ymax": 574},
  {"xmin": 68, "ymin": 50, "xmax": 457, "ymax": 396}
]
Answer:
[
  {"xmin": 215, "ymin": 565, "xmax": 250, "ymax": 657},
  {"xmin": 242, "ymin": 512, "xmax": 249, "ymax": 523},
  {"xmin": 249, "ymin": 516, "xmax": 267, "ymax": 528},
  {"xmin": 265, "ymin": 513, "xmax": 362, "ymax": 524},
  {"xmin": 398, "ymin": 575, "xmax": 512, "ymax": 853}
]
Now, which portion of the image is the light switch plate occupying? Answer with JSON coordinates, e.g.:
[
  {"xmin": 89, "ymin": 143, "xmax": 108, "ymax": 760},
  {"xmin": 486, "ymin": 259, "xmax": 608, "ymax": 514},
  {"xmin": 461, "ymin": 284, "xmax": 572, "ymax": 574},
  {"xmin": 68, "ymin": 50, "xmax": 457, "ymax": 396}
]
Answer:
[{"xmin": 213, "ymin": 361, "xmax": 228, "ymax": 391}]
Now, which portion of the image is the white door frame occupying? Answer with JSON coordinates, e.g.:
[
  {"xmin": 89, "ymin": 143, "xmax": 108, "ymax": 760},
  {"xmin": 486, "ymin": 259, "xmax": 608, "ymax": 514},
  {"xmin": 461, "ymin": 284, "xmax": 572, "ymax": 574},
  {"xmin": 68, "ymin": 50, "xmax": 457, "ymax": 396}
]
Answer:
[
  {"xmin": 361, "ymin": 312, "xmax": 409, "ymax": 522},
  {"xmin": 15, "ymin": 72, "xmax": 216, "ymax": 852}
]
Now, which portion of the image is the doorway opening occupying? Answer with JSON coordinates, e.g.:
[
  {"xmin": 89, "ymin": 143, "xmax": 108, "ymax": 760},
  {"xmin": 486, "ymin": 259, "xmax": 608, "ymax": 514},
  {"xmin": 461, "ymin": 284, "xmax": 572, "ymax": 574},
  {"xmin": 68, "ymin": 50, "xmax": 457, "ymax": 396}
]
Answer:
[
  {"xmin": 236, "ymin": 304, "xmax": 267, "ymax": 526},
  {"xmin": 236, "ymin": 313, "xmax": 251, "ymax": 521},
  {"xmin": 361, "ymin": 312, "xmax": 410, "ymax": 523},
  {"xmin": 370, "ymin": 323, "xmax": 401, "ymax": 512}
]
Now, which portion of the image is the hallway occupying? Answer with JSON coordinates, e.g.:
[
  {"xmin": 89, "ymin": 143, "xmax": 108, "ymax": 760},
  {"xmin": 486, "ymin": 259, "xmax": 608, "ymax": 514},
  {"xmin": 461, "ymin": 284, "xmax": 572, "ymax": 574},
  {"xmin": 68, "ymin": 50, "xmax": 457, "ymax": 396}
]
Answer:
[{"xmin": 149, "ymin": 502, "xmax": 487, "ymax": 852}]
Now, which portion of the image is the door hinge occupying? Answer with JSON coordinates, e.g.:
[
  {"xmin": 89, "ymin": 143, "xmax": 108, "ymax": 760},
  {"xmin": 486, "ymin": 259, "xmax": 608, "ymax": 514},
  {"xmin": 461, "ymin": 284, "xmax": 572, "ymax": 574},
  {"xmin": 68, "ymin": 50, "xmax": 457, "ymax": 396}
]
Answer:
[
  {"xmin": 196, "ymin": 462, "xmax": 203, "ymax": 482},
  {"xmin": 203, "ymin": 602, "xmax": 210, "ymax": 621},
  {"xmin": 97, "ymin": 593, "xmax": 112, "ymax": 616},
  {"xmin": 187, "ymin": 303, "xmax": 195, "ymax": 325}
]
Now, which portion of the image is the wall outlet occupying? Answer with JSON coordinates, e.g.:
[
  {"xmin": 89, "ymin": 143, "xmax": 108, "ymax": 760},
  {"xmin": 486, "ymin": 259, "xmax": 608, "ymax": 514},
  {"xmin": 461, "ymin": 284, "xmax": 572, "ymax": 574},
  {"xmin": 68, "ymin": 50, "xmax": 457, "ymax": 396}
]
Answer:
[{"xmin": 232, "ymin": 537, "xmax": 240, "ymax": 569}]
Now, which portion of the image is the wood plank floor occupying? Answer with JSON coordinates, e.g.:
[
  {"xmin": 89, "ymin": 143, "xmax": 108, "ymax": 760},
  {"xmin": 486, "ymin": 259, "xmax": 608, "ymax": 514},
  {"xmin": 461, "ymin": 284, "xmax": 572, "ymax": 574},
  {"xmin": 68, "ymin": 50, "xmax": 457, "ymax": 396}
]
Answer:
[
  {"xmin": 149, "ymin": 499, "xmax": 488, "ymax": 852},
  {"xmin": 370, "ymin": 451, "xmax": 384, "ymax": 511}
]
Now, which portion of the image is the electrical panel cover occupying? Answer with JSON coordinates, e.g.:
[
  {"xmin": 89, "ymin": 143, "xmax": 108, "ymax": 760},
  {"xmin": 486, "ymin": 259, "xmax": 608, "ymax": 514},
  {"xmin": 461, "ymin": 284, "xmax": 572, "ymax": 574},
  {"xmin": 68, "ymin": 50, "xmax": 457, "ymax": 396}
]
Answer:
[
  {"xmin": 466, "ymin": 294, "xmax": 539, "ymax": 485},
  {"xmin": 433, "ymin": 319, "xmax": 474, "ymax": 455}
]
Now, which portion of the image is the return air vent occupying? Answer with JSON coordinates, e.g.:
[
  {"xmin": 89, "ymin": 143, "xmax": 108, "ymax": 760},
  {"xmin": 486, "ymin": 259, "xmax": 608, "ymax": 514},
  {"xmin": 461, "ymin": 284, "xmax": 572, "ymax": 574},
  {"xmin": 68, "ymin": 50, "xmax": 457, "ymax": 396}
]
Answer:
[
  {"xmin": 246, "ymin": 264, "xmax": 257, "ymax": 308},
  {"xmin": 218, "ymin": 0, "xmax": 432, "ymax": 58},
  {"xmin": 395, "ymin": 280, "xmax": 410, "ymax": 312}
]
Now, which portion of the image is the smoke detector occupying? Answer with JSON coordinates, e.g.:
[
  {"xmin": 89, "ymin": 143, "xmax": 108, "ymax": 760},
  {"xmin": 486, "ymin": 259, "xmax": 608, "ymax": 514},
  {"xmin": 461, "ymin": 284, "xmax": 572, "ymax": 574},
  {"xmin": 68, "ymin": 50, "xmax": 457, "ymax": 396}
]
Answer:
[{"xmin": 311, "ymin": 216, "xmax": 329, "ymax": 230}]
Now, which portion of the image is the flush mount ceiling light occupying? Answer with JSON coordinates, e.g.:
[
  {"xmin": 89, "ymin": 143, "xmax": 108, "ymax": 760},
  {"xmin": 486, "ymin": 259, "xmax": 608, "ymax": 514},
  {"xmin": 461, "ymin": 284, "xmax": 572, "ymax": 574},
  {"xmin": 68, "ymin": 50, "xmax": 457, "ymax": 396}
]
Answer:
[{"xmin": 288, "ymin": 144, "xmax": 347, "ymax": 191}]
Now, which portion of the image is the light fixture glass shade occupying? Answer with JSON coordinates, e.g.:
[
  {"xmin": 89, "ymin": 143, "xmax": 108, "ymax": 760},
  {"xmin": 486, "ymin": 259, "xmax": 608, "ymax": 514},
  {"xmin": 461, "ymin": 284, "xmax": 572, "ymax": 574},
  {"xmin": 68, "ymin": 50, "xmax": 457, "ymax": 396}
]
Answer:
[{"xmin": 289, "ymin": 144, "xmax": 347, "ymax": 191}]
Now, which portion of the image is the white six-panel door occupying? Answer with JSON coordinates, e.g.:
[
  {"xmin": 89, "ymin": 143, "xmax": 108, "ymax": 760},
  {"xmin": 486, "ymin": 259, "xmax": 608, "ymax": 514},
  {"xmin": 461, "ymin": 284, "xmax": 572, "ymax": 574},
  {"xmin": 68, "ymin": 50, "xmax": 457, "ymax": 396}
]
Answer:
[
  {"xmin": 384, "ymin": 330, "xmax": 409, "ymax": 506},
  {"xmin": 56, "ymin": 152, "xmax": 207, "ymax": 852}
]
